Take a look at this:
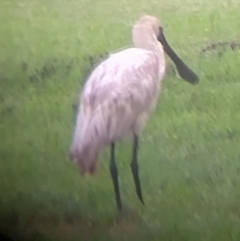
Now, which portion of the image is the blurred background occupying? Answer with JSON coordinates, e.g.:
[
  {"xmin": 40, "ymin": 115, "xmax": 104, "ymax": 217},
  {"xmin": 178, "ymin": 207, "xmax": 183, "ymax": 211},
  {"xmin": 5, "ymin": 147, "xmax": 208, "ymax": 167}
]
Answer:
[{"xmin": 1, "ymin": 0, "xmax": 240, "ymax": 240}]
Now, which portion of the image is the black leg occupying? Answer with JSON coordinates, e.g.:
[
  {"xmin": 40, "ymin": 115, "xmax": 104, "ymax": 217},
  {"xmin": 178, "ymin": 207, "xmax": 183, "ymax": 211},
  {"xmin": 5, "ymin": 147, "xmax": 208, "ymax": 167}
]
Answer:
[
  {"xmin": 131, "ymin": 135, "xmax": 144, "ymax": 205},
  {"xmin": 110, "ymin": 142, "xmax": 122, "ymax": 211}
]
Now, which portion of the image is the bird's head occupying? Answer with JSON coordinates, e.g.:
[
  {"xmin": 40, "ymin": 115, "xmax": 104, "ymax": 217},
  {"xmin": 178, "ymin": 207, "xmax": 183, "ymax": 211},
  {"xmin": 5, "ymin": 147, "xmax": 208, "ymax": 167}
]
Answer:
[{"xmin": 133, "ymin": 15, "xmax": 199, "ymax": 85}]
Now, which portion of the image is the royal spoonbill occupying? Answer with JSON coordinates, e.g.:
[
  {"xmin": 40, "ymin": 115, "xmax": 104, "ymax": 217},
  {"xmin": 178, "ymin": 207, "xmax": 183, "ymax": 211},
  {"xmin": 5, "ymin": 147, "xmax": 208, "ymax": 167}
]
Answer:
[{"xmin": 69, "ymin": 15, "xmax": 199, "ymax": 211}]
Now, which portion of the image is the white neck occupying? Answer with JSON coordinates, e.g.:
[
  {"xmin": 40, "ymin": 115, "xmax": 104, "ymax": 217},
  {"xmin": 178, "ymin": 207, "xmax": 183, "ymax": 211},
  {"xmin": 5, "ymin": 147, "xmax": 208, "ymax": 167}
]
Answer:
[{"xmin": 132, "ymin": 27, "xmax": 164, "ymax": 57}]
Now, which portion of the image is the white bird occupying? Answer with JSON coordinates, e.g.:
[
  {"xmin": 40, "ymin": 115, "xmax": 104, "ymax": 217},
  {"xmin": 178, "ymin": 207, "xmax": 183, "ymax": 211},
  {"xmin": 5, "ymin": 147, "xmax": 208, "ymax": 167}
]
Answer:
[{"xmin": 69, "ymin": 15, "xmax": 199, "ymax": 211}]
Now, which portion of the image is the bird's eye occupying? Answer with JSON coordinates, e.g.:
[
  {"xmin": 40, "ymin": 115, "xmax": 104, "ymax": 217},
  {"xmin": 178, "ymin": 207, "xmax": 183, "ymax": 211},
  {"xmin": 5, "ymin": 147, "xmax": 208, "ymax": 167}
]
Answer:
[
  {"xmin": 157, "ymin": 27, "xmax": 164, "ymax": 42},
  {"xmin": 159, "ymin": 26, "xmax": 163, "ymax": 34}
]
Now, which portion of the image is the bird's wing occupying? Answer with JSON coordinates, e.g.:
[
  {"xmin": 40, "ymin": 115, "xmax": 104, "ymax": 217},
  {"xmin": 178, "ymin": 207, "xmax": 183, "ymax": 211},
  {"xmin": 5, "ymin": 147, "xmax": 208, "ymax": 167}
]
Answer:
[
  {"xmin": 77, "ymin": 48, "xmax": 163, "ymax": 140},
  {"xmin": 81, "ymin": 48, "xmax": 161, "ymax": 113}
]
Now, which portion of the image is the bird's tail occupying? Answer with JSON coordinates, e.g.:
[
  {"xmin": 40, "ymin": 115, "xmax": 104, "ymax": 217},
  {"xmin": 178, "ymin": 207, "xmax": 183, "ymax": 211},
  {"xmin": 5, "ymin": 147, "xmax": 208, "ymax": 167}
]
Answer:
[{"xmin": 69, "ymin": 110, "xmax": 106, "ymax": 175}]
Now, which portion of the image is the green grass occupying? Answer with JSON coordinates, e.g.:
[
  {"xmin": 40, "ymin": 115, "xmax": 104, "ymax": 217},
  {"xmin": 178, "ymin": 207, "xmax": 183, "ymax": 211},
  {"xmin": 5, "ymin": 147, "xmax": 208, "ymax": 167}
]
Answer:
[{"xmin": 1, "ymin": 0, "xmax": 240, "ymax": 240}]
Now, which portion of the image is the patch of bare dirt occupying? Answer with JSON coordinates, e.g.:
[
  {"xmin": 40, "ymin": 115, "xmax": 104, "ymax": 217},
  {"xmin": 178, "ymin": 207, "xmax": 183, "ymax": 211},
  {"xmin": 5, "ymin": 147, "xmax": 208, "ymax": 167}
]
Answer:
[
  {"xmin": 22, "ymin": 207, "xmax": 140, "ymax": 240},
  {"xmin": 201, "ymin": 40, "xmax": 240, "ymax": 56}
]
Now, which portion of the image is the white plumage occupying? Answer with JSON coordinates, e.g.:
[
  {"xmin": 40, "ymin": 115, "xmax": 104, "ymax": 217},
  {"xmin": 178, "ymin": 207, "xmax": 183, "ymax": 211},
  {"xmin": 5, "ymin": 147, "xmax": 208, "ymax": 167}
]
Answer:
[
  {"xmin": 70, "ymin": 48, "xmax": 165, "ymax": 172},
  {"xmin": 69, "ymin": 15, "xmax": 198, "ymax": 210}
]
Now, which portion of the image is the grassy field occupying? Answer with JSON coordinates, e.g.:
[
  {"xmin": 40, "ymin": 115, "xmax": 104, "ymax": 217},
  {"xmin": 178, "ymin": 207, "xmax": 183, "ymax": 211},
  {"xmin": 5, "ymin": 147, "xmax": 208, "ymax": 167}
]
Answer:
[{"xmin": 1, "ymin": 0, "xmax": 240, "ymax": 240}]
